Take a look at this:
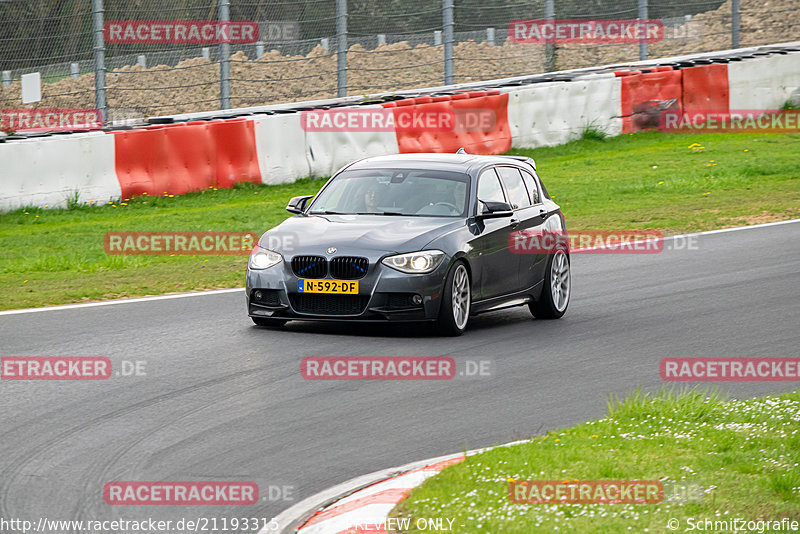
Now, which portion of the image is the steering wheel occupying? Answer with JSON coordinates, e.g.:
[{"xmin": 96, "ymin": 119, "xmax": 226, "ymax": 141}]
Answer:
[{"xmin": 431, "ymin": 202, "xmax": 459, "ymax": 213}]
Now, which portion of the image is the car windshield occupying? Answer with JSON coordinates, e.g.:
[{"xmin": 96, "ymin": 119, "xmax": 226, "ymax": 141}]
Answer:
[{"xmin": 308, "ymin": 168, "xmax": 470, "ymax": 217}]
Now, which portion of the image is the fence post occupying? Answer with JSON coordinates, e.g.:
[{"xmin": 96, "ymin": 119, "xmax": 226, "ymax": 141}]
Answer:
[
  {"xmin": 219, "ymin": 0, "xmax": 231, "ymax": 110},
  {"xmin": 70, "ymin": 63, "xmax": 80, "ymax": 80},
  {"xmin": 487, "ymin": 27, "xmax": 495, "ymax": 46},
  {"xmin": 638, "ymin": 0, "xmax": 648, "ymax": 61},
  {"xmin": 443, "ymin": 0, "xmax": 454, "ymax": 85},
  {"xmin": 92, "ymin": 0, "xmax": 107, "ymax": 123},
  {"xmin": 1, "ymin": 71, "xmax": 10, "ymax": 87},
  {"xmin": 544, "ymin": 0, "xmax": 555, "ymax": 71},
  {"xmin": 336, "ymin": 0, "xmax": 347, "ymax": 97},
  {"xmin": 731, "ymin": 0, "xmax": 740, "ymax": 48}
]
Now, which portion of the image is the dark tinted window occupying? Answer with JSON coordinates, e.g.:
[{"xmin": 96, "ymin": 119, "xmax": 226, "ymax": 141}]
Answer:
[
  {"xmin": 519, "ymin": 169, "xmax": 540, "ymax": 204},
  {"xmin": 477, "ymin": 169, "xmax": 506, "ymax": 205},
  {"xmin": 496, "ymin": 166, "xmax": 531, "ymax": 209}
]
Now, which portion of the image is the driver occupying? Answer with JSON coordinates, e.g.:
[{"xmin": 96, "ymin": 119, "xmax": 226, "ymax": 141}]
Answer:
[
  {"xmin": 359, "ymin": 182, "xmax": 386, "ymax": 213},
  {"xmin": 422, "ymin": 182, "xmax": 464, "ymax": 214},
  {"xmin": 364, "ymin": 187, "xmax": 379, "ymax": 212}
]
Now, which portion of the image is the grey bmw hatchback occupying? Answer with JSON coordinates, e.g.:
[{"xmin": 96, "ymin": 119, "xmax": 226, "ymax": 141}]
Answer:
[{"xmin": 246, "ymin": 152, "xmax": 570, "ymax": 335}]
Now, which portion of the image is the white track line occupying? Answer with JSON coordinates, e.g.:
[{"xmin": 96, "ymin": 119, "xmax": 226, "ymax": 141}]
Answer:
[
  {"xmin": 0, "ymin": 288, "xmax": 243, "ymax": 316},
  {"xmin": 2, "ymin": 218, "xmax": 798, "ymax": 317}
]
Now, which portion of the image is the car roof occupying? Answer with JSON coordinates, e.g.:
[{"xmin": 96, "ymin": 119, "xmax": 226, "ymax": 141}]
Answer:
[{"xmin": 345, "ymin": 153, "xmax": 535, "ymax": 175}]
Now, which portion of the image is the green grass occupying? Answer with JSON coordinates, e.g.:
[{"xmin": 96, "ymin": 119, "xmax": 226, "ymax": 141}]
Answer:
[
  {"xmin": 390, "ymin": 389, "xmax": 800, "ymax": 533},
  {"xmin": 1, "ymin": 130, "xmax": 798, "ymax": 310},
  {"xmin": 577, "ymin": 124, "xmax": 610, "ymax": 141},
  {"xmin": 0, "ymin": 180, "xmax": 323, "ymax": 310},
  {"xmin": 507, "ymin": 130, "xmax": 800, "ymax": 233}
]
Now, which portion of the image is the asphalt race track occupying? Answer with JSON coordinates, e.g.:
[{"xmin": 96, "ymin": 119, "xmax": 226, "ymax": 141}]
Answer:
[{"xmin": 1, "ymin": 221, "xmax": 799, "ymax": 529}]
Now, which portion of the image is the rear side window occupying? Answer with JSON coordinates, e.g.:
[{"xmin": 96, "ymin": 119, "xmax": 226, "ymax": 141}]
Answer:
[
  {"xmin": 477, "ymin": 169, "xmax": 506, "ymax": 205},
  {"xmin": 496, "ymin": 166, "xmax": 531, "ymax": 209},
  {"xmin": 519, "ymin": 169, "xmax": 540, "ymax": 204}
]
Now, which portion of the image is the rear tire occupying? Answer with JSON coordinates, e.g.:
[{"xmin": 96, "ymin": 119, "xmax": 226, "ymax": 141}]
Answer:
[
  {"xmin": 529, "ymin": 249, "xmax": 570, "ymax": 319},
  {"xmin": 251, "ymin": 317, "xmax": 288, "ymax": 328},
  {"xmin": 437, "ymin": 261, "xmax": 471, "ymax": 336}
]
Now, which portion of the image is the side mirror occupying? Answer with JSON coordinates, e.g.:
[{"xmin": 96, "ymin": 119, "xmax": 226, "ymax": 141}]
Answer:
[
  {"xmin": 477, "ymin": 201, "xmax": 513, "ymax": 219},
  {"xmin": 286, "ymin": 195, "xmax": 313, "ymax": 214}
]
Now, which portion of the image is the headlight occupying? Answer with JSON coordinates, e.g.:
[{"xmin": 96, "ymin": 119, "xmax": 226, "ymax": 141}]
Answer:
[
  {"xmin": 382, "ymin": 250, "xmax": 445, "ymax": 274},
  {"xmin": 248, "ymin": 245, "xmax": 283, "ymax": 270}
]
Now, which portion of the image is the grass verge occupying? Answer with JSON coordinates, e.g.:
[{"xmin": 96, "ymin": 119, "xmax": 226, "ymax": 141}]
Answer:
[
  {"xmin": 389, "ymin": 389, "xmax": 800, "ymax": 533},
  {"xmin": 1, "ymin": 131, "xmax": 798, "ymax": 310}
]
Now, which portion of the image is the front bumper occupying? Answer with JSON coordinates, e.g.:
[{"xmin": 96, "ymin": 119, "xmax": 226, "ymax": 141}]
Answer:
[{"xmin": 246, "ymin": 256, "xmax": 450, "ymax": 322}]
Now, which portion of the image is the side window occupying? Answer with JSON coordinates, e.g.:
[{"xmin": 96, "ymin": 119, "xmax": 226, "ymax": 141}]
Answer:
[
  {"xmin": 519, "ymin": 169, "xmax": 540, "ymax": 204},
  {"xmin": 496, "ymin": 166, "xmax": 531, "ymax": 209},
  {"xmin": 477, "ymin": 169, "xmax": 506, "ymax": 207}
]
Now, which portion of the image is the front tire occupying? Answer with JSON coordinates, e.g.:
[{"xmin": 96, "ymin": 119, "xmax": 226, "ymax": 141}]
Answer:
[
  {"xmin": 251, "ymin": 317, "xmax": 288, "ymax": 328},
  {"xmin": 529, "ymin": 249, "xmax": 570, "ymax": 319},
  {"xmin": 437, "ymin": 261, "xmax": 471, "ymax": 336}
]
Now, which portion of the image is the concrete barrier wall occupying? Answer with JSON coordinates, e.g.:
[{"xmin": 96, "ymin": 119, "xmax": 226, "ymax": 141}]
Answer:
[
  {"xmin": 505, "ymin": 73, "xmax": 622, "ymax": 147},
  {"xmin": 0, "ymin": 132, "xmax": 120, "ymax": 210}
]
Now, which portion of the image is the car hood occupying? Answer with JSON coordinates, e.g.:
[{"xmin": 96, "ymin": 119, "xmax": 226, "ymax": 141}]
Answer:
[{"xmin": 260, "ymin": 214, "xmax": 463, "ymax": 257}]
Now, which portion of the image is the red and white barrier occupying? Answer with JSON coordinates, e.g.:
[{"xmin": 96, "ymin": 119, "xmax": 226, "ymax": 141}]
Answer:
[
  {"xmin": 110, "ymin": 118, "xmax": 261, "ymax": 199},
  {"xmin": 729, "ymin": 53, "xmax": 800, "ymax": 110},
  {"xmin": 253, "ymin": 113, "xmax": 310, "ymax": 185},
  {"xmin": 0, "ymin": 132, "xmax": 120, "ymax": 210},
  {"xmin": 383, "ymin": 91, "xmax": 512, "ymax": 154},
  {"xmin": 505, "ymin": 73, "xmax": 622, "ymax": 147},
  {"xmin": 1, "ymin": 46, "xmax": 798, "ymax": 211},
  {"xmin": 305, "ymin": 105, "xmax": 400, "ymax": 178}
]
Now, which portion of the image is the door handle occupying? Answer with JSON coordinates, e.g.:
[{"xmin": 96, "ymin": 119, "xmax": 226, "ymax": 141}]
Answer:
[{"xmin": 510, "ymin": 218, "xmax": 520, "ymax": 227}]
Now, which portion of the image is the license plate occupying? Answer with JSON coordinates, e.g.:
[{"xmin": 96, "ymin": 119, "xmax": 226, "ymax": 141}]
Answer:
[{"xmin": 298, "ymin": 279, "xmax": 359, "ymax": 294}]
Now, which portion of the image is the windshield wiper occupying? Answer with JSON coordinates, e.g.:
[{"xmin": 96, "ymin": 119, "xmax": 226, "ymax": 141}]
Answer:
[{"xmin": 313, "ymin": 210, "xmax": 415, "ymax": 216}]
